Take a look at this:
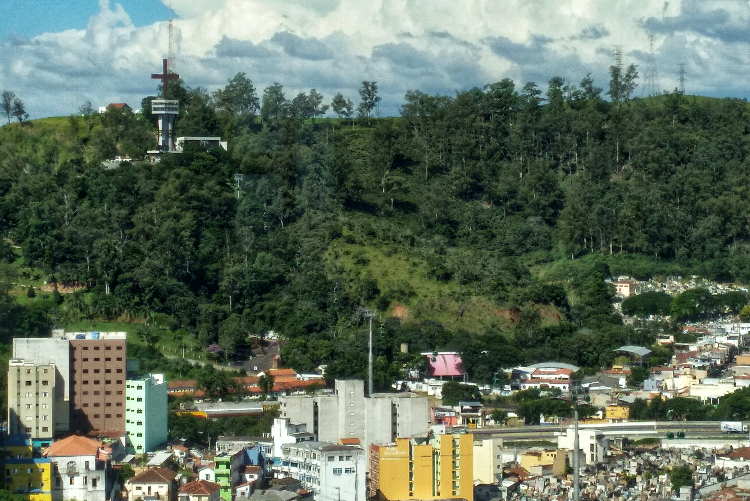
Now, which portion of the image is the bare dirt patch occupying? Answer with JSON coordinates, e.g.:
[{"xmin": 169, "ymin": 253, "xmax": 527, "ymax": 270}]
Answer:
[{"xmin": 392, "ymin": 304, "xmax": 409, "ymax": 319}]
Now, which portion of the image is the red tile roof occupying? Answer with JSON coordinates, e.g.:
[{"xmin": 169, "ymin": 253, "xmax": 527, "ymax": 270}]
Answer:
[
  {"xmin": 129, "ymin": 467, "xmax": 176, "ymax": 484},
  {"xmin": 44, "ymin": 435, "xmax": 102, "ymax": 457},
  {"xmin": 339, "ymin": 438, "xmax": 361, "ymax": 446},
  {"xmin": 179, "ymin": 480, "xmax": 220, "ymax": 495}
]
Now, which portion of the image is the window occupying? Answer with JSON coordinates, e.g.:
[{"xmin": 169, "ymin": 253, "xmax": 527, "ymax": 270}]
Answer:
[
  {"xmin": 105, "ymin": 369, "xmax": 111, "ymax": 374},
  {"xmin": 82, "ymin": 403, "xmax": 89, "ymax": 407},
  {"xmin": 345, "ymin": 468, "xmax": 355, "ymax": 473},
  {"xmin": 83, "ymin": 369, "xmax": 89, "ymax": 374},
  {"xmin": 42, "ymin": 404, "xmax": 48, "ymax": 409},
  {"xmin": 116, "ymin": 346, "xmax": 123, "ymax": 350},
  {"xmin": 43, "ymin": 368, "xmax": 48, "ymax": 373},
  {"xmin": 105, "ymin": 414, "xmax": 111, "ymax": 418},
  {"xmin": 70, "ymin": 477, "xmax": 74, "ymax": 486},
  {"xmin": 105, "ymin": 380, "xmax": 111, "ymax": 385},
  {"xmin": 332, "ymin": 468, "xmax": 343, "ymax": 475},
  {"xmin": 105, "ymin": 358, "xmax": 111, "ymax": 362},
  {"xmin": 42, "ymin": 392, "xmax": 48, "ymax": 397},
  {"xmin": 25, "ymin": 369, "xmax": 31, "ymax": 374},
  {"xmin": 25, "ymin": 404, "xmax": 32, "ymax": 409},
  {"xmin": 94, "ymin": 368, "xmax": 100, "ymax": 373},
  {"xmin": 346, "ymin": 456, "xmax": 352, "ymax": 461},
  {"xmin": 339, "ymin": 456, "xmax": 344, "ymax": 461},
  {"xmin": 82, "ymin": 358, "xmax": 88, "ymax": 362},
  {"xmin": 105, "ymin": 391, "xmax": 111, "ymax": 395},
  {"xmin": 82, "ymin": 391, "xmax": 88, "ymax": 396},
  {"xmin": 42, "ymin": 415, "xmax": 48, "ymax": 420},
  {"xmin": 116, "ymin": 369, "xmax": 123, "ymax": 373},
  {"xmin": 94, "ymin": 380, "xmax": 100, "ymax": 385},
  {"xmin": 94, "ymin": 358, "xmax": 100, "ymax": 362},
  {"xmin": 83, "ymin": 347, "xmax": 89, "ymax": 350},
  {"xmin": 116, "ymin": 413, "xmax": 122, "ymax": 418},
  {"xmin": 94, "ymin": 414, "xmax": 100, "ymax": 418},
  {"xmin": 42, "ymin": 427, "xmax": 49, "ymax": 433},
  {"xmin": 25, "ymin": 381, "xmax": 32, "ymax": 386},
  {"xmin": 93, "ymin": 403, "xmax": 100, "ymax": 407},
  {"xmin": 92, "ymin": 479, "xmax": 97, "ymax": 488},
  {"xmin": 94, "ymin": 346, "xmax": 100, "ymax": 350},
  {"xmin": 105, "ymin": 346, "xmax": 111, "ymax": 351},
  {"xmin": 41, "ymin": 380, "xmax": 48, "ymax": 386}
]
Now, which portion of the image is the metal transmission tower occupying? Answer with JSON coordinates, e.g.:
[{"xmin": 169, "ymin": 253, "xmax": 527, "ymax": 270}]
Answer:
[
  {"xmin": 167, "ymin": 2, "xmax": 176, "ymax": 73},
  {"xmin": 678, "ymin": 63, "xmax": 686, "ymax": 94},
  {"xmin": 613, "ymin": 45, "xmax": 624, "ymax": 71},
  {"xmin": 642, "ymin": 35, "xmax": 660, "ymax": 96}
]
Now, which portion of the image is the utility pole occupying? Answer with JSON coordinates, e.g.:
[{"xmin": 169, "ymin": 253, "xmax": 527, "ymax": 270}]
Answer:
[
  {"xmin": 368, "ymin": 315, "xmax": 373, "ymax": 397},
  {"xmin": 571, "ymin": 381, "xmax": 589, "ymax": 501}
]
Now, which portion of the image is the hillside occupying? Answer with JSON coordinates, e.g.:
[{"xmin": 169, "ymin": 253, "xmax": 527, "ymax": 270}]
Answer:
[{"xmin": 1, "ymin": 76, "xmax": 749, "ymax": 391}]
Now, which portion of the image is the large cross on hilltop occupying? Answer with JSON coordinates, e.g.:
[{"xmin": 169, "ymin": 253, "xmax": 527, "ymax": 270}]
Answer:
[{"xmin": 151, "ymin": 58, "xmax": 179, "ymax": 98}]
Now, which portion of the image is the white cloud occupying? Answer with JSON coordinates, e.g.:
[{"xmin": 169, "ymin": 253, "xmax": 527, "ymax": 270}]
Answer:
[{"xmin": 0, "ymin": 0, "xmax": 749, "ymax": 119}]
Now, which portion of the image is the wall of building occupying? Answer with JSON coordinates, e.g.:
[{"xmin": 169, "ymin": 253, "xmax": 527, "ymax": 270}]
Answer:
[
  {"xmin": 8, "ymin": 361, "xmax": 56, "ymax": 438},
  {"xmin": 5, "ymin": 458, "xmax": 52, "ymax": 501},
  {"xmin": 473, "ymin": 438, "xmax": 503, "ymax": 485},
  {"xmin": 12, "ymin": 337, "xmax": 71, "ymax": 434},
  {"xmin": 49, "ymin": 455, "xmax": 107, "ymax": 501},
  {"xmin": 69, "ymin": 336, "xmax": 127, "ymax": 434},
  {"xmin": 125, "ymin": 375, "xmax": 167, "ymax": 453},
  {"xmin": 372, "ymin": 434, "xmax": 474, "ymax": 501},
  {"xmin": 281, "ymin": 379, "xmax": 430, "ymax": 460}
]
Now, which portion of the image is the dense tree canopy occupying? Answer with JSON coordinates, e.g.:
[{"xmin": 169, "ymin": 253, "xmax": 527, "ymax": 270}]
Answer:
[{"xmin": 3, "ymin": 70, "xmax": 750, "ymax": 393}]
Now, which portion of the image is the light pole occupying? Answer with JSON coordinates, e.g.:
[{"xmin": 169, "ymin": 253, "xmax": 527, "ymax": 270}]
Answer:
[{"xmin": 571, "ymin": 381, "xmax": 589, "ymax": 501}]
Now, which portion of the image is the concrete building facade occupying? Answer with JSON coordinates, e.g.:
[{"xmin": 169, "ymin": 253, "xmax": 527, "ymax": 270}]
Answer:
[
  {"xmin": 12, "ymin": 336, "xmax": 72, "ymax": 434},
  {"xmin": 68, "ymin": 332, "xmax": 127, "ymax": 434},
  {"xmin": 369, "ymin": 433, "xmax": 474, "ymax": 501},
  {"xmin": 277, "ymin": 441, "xmax": 366, "ymax": 501},
  {"xmin": 473, "ymin": 437, "xmax": 503, "ymax": 485},
  {"xmin": 125, "ymin": 374, "xmax": 168, "ymax": 454},
  {"xmin": 8, "ymin": 360, "xmax": 56, "ymax": 439},
  {"xmin": 280, "ymin": 380, "xmax": 429, "ymax": 454}
]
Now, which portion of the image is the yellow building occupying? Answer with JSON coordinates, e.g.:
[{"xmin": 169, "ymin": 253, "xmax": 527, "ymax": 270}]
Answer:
[
  {"xmin": 4, "ymin": 435, "xmax": 52, "ymax": 501},
  {"xmin": 519, "ymin": 449, "xmax": 566, "ymax": 477},
  {"xmin": 369, "ymin": 433, "xmax": 473, "ymax": 501},
  {"xmin": 605, "ymin": 405, "xmax": 630, "ymax": 420}
]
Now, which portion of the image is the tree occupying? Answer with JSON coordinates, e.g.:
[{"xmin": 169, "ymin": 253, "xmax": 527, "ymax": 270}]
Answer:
[
  {"xmin": 490, "ymin": 408, "xmax": 509, "ymax": 425},
  {"xmin": 330, "ymin": 93, "xmax": 353, "ymax": 119},
  {"xmin": 214, "ymin": 72, "xmax": 259, "ymax": 116},
  {"xmin": 258, "ymin": 372, "xmax": 275, "ymax": 399},
  {"xmin": 357, "ymin": 81, "xmax": 381, "ymax": 124},
  {"xmin": 1, "ymin": 90, "xmax": 15, "ymax": 124},
  {"xmin": 668, "ymin": 465, "xmax": 694, "ymax": 493},
  {"xmin": 260, "ymin": 83, "xmax": 288, "ymax": 122},
  {"xmin": 441, "ymin": 381, "xmax": 481, "ymax": 406},
  {"xmin": 11, "ymin": 97, "xmax": 28, "ymax": 123}
]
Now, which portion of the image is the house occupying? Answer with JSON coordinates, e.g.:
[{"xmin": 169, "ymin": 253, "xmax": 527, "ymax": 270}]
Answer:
[
  {"xmin": 196, "ymin": 463, "xmax": 215, "ymax": 482},
  {"xmin": 178, "ymin": 480, "xmax": 221, "ymax": 501},
  {"xmin": 43, "ymin": 435, "xmax": 112, "ymax": 501},
  {"xmin": 124, "ymin": 467, "xmax": 177, "ymax": 501}
]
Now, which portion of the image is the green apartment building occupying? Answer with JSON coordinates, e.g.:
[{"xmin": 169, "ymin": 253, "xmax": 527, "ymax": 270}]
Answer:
[{"xmin": 125, "ymin": 374, "xmax": 168, "ymax": 454}]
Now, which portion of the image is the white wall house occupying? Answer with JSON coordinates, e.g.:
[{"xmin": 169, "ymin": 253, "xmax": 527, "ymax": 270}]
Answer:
[
  {"xmin": 44, "ymin": 435, "xmax": 110, "ymax": 501},
  {"xmin": 277, "ymin": 441, "xmax": 366, "ymax": 501}
]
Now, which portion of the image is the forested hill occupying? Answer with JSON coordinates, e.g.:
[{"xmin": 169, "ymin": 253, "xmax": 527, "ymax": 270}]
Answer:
[{"xmin": 1, "ymin": 73, "xmax": 750, "ymax": 388}]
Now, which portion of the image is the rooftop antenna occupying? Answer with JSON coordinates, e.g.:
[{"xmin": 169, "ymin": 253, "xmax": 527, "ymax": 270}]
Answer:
[
  {"xmin": 167, "ymin": 1, "xmax": 176, "ymax": 73},
  {"xmin": 678, "ymin": 63, "xmax": 686, "ymax": 94},
  {"xmin": 642, "ymin": 35, "xmax": 660, "ymax": 97}
]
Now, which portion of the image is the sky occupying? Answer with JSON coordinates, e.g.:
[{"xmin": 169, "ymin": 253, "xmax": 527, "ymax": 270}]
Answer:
[{"xmin": 1, "ymin": 0, "xmax": 750, "ymax": 119}]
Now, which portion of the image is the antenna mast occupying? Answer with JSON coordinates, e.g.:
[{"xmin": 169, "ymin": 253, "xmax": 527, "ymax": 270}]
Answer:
[
  {"xmin": 642, "ymin": 35, "xmax": 660, "ymax": 97},
  {"xmin": 167, "ymin": 1, "xmax": 176, "ymax": 73},
  {"xmin": 613, "ymin": 45, "xmax": 624, "ymax": 72},
  {"xmin": 678, "ymin": 63, "xmax": 686, "ymax": 94}
]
